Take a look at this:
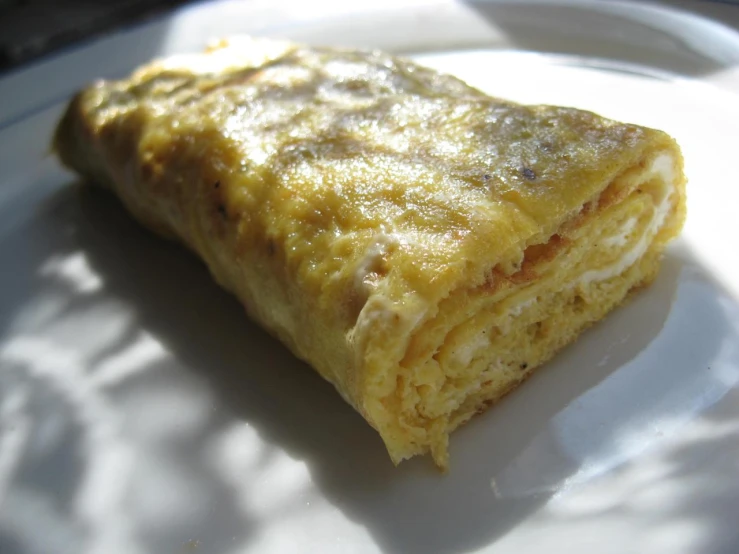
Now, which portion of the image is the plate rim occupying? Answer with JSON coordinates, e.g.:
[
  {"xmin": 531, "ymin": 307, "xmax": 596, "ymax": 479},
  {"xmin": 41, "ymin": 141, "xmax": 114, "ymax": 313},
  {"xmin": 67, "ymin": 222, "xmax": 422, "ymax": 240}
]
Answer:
[{"xmin": 2, "ymin": 0, "xmax": 739, "ymax": 131}]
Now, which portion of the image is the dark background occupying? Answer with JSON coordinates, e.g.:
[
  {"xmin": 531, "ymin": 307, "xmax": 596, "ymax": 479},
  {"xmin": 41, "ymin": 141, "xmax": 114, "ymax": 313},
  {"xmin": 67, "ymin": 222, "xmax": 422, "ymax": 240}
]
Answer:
[
  {"xmin": 2, "ymin": 0, "xmax": 739, "ymax": 75},
  {"xmin": 0, "ymin": 0, "xmax": 193, "ymax": 74}
]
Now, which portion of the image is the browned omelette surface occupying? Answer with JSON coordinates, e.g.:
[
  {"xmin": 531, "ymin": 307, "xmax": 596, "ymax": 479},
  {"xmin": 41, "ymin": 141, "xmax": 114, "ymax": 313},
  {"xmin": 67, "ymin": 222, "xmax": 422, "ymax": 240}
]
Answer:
[{"xmin": 54, "ymin": 37, "xmax": 686, "ymax": 468}]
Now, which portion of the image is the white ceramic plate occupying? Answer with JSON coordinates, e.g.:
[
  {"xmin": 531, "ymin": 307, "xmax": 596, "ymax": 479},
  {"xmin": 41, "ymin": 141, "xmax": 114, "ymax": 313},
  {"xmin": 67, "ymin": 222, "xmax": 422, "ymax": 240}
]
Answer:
[{"xmin": 2, "ymin": 1, "xmax": 739, "ymax": 553}]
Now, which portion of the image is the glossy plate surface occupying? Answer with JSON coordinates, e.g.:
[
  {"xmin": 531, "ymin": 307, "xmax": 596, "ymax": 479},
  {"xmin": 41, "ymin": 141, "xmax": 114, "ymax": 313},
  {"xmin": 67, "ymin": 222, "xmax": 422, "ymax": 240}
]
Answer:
[{"xmin": 1, "ymin": 2, "xmax": 739, "ymax": 553}]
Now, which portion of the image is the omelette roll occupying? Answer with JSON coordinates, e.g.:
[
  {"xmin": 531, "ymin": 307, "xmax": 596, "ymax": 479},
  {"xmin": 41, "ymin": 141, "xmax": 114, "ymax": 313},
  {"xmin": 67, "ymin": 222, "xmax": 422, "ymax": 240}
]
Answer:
[{"xmin": 53, "ymin": 38, "xmax": 686, "ymax": 468}]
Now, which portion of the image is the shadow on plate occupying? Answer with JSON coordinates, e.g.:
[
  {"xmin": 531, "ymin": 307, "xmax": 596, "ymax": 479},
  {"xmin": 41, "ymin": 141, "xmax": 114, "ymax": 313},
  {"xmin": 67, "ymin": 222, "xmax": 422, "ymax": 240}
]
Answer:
[
  {"xmin": 1, "ymin": 183, "xmax": 736, "ymax": 554},
  {"xmin": 460, "ymin": 0, "xmax": 732, "ymax": 78}
]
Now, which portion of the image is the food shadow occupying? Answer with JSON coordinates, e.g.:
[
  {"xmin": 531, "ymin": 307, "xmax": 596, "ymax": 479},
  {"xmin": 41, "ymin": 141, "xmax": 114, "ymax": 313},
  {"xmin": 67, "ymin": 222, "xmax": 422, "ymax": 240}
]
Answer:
[{"xmin": 69, "ymin": 184, "xmax": 732, "ymax": 554}]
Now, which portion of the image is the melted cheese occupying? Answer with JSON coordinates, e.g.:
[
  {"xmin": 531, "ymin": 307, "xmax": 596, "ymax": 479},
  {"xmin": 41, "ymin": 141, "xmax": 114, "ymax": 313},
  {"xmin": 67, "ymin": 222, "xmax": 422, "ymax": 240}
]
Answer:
[{"xmin": 579, "ymin": 154, "xmax": 674, "ymax": 286}]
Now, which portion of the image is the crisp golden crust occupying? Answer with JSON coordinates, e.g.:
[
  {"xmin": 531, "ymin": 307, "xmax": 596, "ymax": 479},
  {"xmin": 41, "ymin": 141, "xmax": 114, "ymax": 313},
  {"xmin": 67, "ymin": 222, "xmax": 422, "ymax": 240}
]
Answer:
[{"xmin": 54, "ymin": 37, "xmax": 686, "ymax": 468}]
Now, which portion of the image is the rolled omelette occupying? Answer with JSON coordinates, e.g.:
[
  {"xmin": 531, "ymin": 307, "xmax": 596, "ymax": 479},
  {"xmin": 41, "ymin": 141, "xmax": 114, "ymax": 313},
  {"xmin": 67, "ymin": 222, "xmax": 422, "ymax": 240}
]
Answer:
[{"xmin": 53, "ymin": 37, "xmax": 687, "ymax": 469}]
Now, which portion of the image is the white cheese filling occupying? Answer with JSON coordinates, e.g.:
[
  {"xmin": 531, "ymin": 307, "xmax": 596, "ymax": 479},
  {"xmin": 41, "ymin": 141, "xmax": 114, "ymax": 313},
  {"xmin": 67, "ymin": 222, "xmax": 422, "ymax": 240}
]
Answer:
[
  {"xmin": 507, "ymin": 153, "xmax": 676, "ymax": 317},
  {"xmin": 578, "ymin": 153, "xmax": 675, "ymax": 286},
  {"xmin": 357, "ymin": 154, "xmax": 677, "ymax": 374}
]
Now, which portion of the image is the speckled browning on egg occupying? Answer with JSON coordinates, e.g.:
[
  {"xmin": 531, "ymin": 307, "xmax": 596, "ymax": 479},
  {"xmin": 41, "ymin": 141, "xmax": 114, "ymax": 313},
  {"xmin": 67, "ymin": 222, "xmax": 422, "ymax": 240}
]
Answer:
[{"xmin": 54, "ymin": 37, "xmax": 686, "ymax": 468}]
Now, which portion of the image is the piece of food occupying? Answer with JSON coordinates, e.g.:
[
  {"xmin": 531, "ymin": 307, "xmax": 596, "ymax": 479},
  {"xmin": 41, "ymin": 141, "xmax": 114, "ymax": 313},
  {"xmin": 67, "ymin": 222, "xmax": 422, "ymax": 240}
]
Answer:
[{"xmin": 53, "ymin": 37, "xmax": 686, "ymax": 469}]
